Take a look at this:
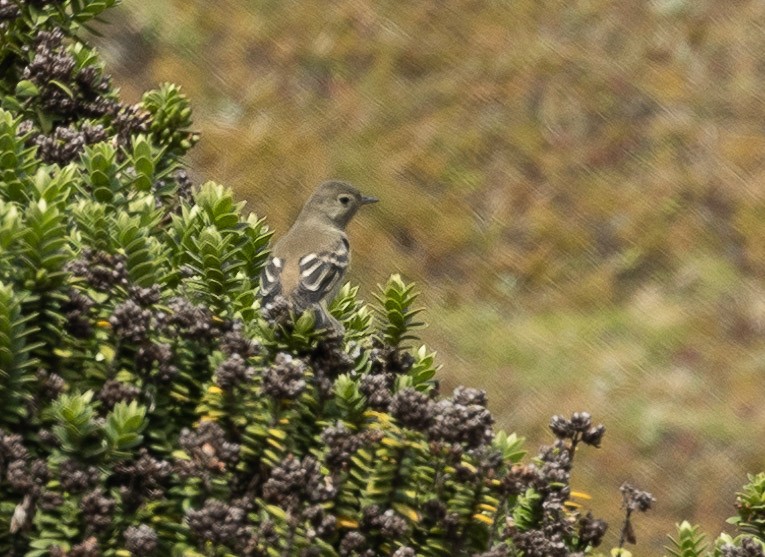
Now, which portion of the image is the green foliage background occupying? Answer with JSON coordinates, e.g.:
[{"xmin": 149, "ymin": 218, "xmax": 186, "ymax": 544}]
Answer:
[{"xmin": 92, "ymin": 0, "xmax": 765, "ymax": 551}]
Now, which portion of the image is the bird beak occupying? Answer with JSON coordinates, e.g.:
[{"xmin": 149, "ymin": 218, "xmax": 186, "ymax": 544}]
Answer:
[{"xmin": 361, "ymin": 195, "xmax": 379, "ymax": 205}]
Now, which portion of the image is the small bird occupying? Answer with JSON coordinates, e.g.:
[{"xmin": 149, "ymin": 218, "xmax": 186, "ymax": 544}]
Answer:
[{"xmin": 259, "ymin": 180, "xmax": 378, "ymax": 331}]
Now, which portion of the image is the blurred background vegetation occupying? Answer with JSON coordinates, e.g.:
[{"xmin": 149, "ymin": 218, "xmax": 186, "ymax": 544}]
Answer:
[{"xmin": 94, "ymin": 0, "xmax": 765, "ymax": 551}]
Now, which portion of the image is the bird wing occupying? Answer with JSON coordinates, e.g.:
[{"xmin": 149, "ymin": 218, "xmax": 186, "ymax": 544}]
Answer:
[
  {"xmin": 259, "ymin": 237, "xmax": 349, "ymax": 312},
  {"xmin": 291, "ymin": 237, "xmax": 349, "ymax": 312},
  {"xmin": 259, "ymin": 256, "xmax": 284, "ymax": 302}
]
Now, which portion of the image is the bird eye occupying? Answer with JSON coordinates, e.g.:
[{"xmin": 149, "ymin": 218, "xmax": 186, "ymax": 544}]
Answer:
[{"xmin": 338, "ymin": 195, "xmax": 351, "ymax": 205}]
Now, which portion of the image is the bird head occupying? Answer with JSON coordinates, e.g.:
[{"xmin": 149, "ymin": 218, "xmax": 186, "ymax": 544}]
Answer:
[{"xmin": 300, "ymin": 180, "xmax": 378, "ymax": 228}]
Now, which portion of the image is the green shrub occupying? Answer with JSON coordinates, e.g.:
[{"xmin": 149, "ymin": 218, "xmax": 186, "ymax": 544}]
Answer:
[
  {"xmin": 0, "ymin": 1, "xmax": 761, "ymax": 556},
  {"xmin": 664, "ymin": 474, "xmax": 765, "ymax": 557}
]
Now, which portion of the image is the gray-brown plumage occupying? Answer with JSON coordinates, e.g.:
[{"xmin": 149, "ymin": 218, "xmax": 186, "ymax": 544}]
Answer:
[{"xmin": 259, "ymin": 180, "xmax": 378, "ymax": 331}]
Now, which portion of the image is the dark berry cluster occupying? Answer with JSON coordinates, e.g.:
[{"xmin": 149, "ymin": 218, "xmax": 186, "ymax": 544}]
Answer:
[
  {"xmin": 185, "ymin": 498, "xmax": 255, "ymax": 555},
  {"xmin": 219, "ymin": 321, "xmax": 260, "ymax": 358},
  {"xmin": 321, "ymin": 421, "xmax": 382, "ymax": 469},
  {"xmin": 36, "ymin": 368, "xmax": 66, "ymax": 400},
  {"xmin": 469, "ymin": 445, "xmax": 504, "ymax": 476},
  {"xmin": 361, "ymin": 505, "xmax": 409, "ymax": 538},
  {"xmin": 262, "ymin": 353, "xmax": 308, "ymax": 399},
  {"xmin": 510, "ymin": 528, "xmax": 568, "ymax": 557},
  {"xmin": 111, "ymin": 103, "xmax": 152, "ymax": 147},
  {"xmin": 97, "ymin": 379, "xmax": 141, "ymax": 410},
  {"xmin": 452, "ymin": 385, "xmax": 487, "ymax": 406},
  {"xmin": 80, "ymin": 488, "xmax": 115, "ymax": 532},
  {"xmin": 110, "ymin": 300, "xmax": 152, "ymax": 343},
  {"xmin": 359, "ymin": 373, "xmax": 393, "ymax": 410},
  {"xmin": 619, "ymin": 482, "xmax": 654, "ymax": 513},
  {"xmin": 172, "ymin": 168, "xmax": 194, "ymax": 203},
  {"xmin": 617, "ymin": 482, "xmax": 654, "ymax": 547},
  {"xmin": 106, "ymin": 287, "xmax": 162, "ymax": 353},
  {"xmin": 58, "ymin": 458, "xmax": 100, "ymax": 493},
  {"xmin": 389, "ymin": 387, "xmax": 434, "ymax": 430},
  {"xmin": 61, "ymin": 287, "xmax": 95, "ymax": 338},
  {"xmin": 15, "ymin": 28, "xmax": 128, "ymax": 162},
  {"xmin": 22, "ymin": 29, "xmax": 114, "ymax": 121},
  {"xmin": 0, "ymin": 430, "xmax": 49, "ymax": 498},
  {"xmin": 262, "ymin": 455, "xmax": 336, "ymax": 511},
  {"xmin": 67, "ymin": 248, "xmax": 128, "ymax": 291},
  {"xmin": 13, "ymin": 23, "xmax": 162, "ymax": 168},
  {"xmin": 0, "ymin": 0, "xmax": 21, "ymax": 22},
  {"xmin": 301, "ymin": 333, "xmax": 355, "ymax": 397},
  {"xmin": 368, "ymin": 340, "xmax": 415, "ymax": 375},
  {"xmin": 421, "ymin": 498, "xmax": 447, "ymax": 527},
  {"xmin": 113, "ymin": 448, "xmax": 172, "ymax": 508},
  {"xmin": 302, "ymin": 503, "xmax": 337, "ymax": 540},
  {"xmin": 497, "ymin": 434, "xmax": 610, "ymax": 555},
  {"xmin": 162, "ymin": 297, "xmax": 219, "ymax": 342},
  {"xmin": 339, "ymin": 531, "xmax": 368, "ymax": 556},
  {"xmin": 177, "ymin": 421, "xmax": 240, "ymax": 477},
  {"xmin": 307, "ymin": 334, "xmax": 354, "ymax": 379},
  {"xmin": 720, "ymin": 538, "xmax": 765, "ymax": 557},
  {"xmin": 124, "ymin": 524, "xmax": 159, "ymax": 555},
  {"xmin": 549, "ymin": 412, "xmax": 606, "ymax": 450},
  {"xmin": 136, "ymin": 341, "xmax": 176, "ymax": 381},
  {"xmin": 101, "ymin": 291, "xmax": 226, "ymax": 382},
  {"xmin": 428, "ymin": 390, "xmax": 493, "ymax": 448},
  {"xmin": 215, "ymin": 353, "xmax": 255, "ymax": 390},
  {"xmin": 537, "ymin": 444, "xmax": 572, "ymax": 493},
  {"xmin": 7, "ymin": 457, "xmax": 49, "ymax": 494},
  {"xmin": 577, "ymin": 512, "xmax": 608, "ymax": 550},
  {"xmin": 128, "ymin": 285, "xmax": 162, "ymax": 306},
  {"xmin": 32, "ymin": 121, "xmax": 107, "ymax": 165}
]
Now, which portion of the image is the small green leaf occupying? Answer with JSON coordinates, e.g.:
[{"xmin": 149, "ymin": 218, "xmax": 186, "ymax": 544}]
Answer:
[
  {"xmin": 49, "ymin": 79, "xmax": 75, "ymax": 99},
  {"xmin": 15, "ymin": 80, "xmax": 40, "ymax": 98}
]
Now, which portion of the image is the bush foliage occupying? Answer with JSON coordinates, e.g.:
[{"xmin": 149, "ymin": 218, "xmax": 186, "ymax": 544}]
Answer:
[{"xmin": 0, "ymin": 1, "xmax": 763, "ymax": 556}]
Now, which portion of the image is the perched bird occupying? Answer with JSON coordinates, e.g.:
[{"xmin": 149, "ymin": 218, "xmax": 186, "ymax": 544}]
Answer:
[{"xmin": 259, "ymin": 180, "xmax": 378, "ymax": 331}]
